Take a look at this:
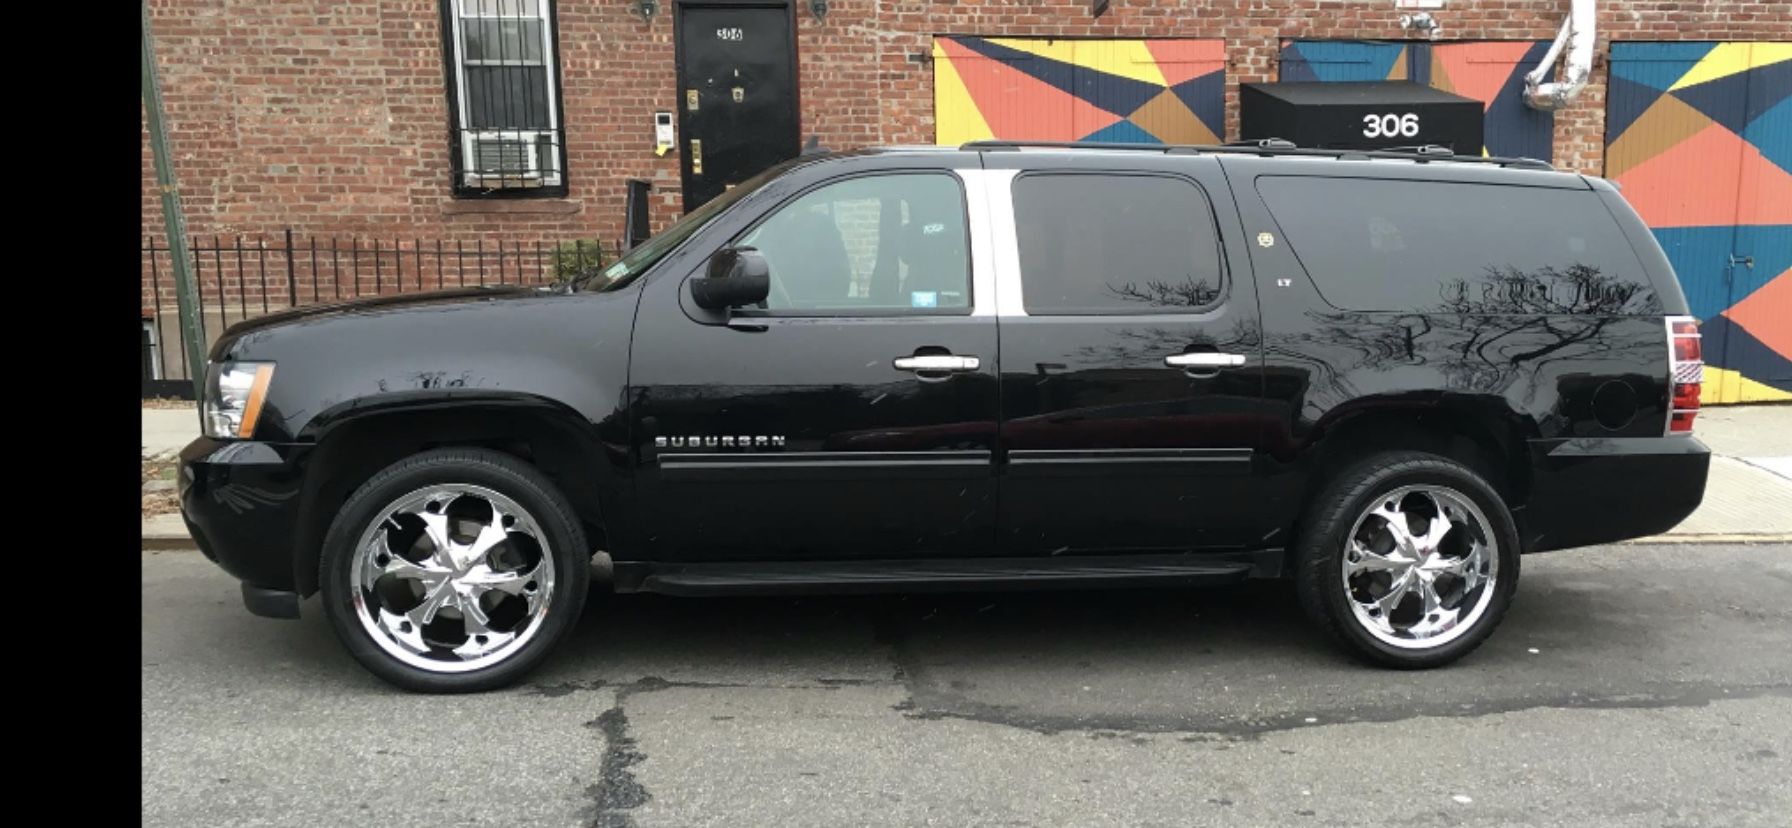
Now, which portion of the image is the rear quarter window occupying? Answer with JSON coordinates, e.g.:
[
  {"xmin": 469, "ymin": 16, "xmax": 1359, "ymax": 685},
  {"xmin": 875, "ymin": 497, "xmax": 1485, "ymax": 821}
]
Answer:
[{"xmin": 1256, "ymin": 177, "xmax": 1662, "ymax": 316}]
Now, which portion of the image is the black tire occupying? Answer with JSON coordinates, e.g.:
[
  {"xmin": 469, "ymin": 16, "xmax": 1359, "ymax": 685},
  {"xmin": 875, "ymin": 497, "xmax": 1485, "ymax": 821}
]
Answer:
[
  {"xmin": 320, "ymin": 448, "xmax": 590, "ymax": 693},
  {"xmin": 1293, "ymin": 450, "xmax": 1520, "ymax": 669}
]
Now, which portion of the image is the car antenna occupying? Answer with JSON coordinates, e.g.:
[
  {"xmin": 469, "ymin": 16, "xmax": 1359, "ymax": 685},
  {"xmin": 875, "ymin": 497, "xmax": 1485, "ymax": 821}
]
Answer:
[{"xmin": 801, "ymin": 135, "xmax": 827, "ymax": 156}]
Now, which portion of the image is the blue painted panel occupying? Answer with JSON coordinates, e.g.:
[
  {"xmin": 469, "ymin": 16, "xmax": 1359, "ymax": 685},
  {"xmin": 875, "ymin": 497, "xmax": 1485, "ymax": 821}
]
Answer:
[
  {"xmin": 1280, "ymin": 41, "xmax": 1407, "ymax": 82},
  {"xmin": 1652, "ymin": 225, "xmax": 1740, "ymax": 323},
  {"xmin": 1609, "ymin": 42, "xmax": 1717, "ymax": 91}
]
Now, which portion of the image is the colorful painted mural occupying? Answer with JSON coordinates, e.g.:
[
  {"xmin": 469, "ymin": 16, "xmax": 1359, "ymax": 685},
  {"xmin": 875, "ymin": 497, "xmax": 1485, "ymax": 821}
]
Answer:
[
  {"xmin": 933, "ymin": 37, "xmax": 1226, "ymax": 146},
  {"xmin": 1607, "ymin": 42, "xmax": 1792, "ymax": 404},
  {"xmin": 1278, "ymin": 39, "xmax": 1555, "ymax": 161}
]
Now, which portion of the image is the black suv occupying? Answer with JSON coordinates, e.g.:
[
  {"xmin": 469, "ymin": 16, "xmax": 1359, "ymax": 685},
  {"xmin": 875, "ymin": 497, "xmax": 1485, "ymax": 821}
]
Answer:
[{"xmin": 179, "ymin": 142, "xmax": 1711, "ymax": 692}]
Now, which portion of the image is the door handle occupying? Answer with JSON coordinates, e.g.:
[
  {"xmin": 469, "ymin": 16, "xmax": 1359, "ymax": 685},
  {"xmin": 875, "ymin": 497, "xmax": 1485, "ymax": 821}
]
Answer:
[
  {"xmin": 1165, "ymin": 352, "xmax": 1246, "ymax": 369},
  {"xmin": 1729, "ymin": 254, "xmax": 1754, "ymax": 270},
  {"xmin": 894, "ymin": 354, "xmax": 981, "ymax": 373}
]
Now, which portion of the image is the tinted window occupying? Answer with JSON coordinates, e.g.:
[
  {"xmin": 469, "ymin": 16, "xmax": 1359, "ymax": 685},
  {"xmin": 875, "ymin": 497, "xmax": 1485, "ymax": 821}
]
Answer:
[
  {"xmin": 1257, "ymin": 177, "xmax": 1659, "ymax": 314},
  {"xmin": 738, "ymin": 173, "xmax": 970, "ymax": 314},
  {"xmin": 1013, "ymin": 174, "xmax": 1225, "ymax": 315}
]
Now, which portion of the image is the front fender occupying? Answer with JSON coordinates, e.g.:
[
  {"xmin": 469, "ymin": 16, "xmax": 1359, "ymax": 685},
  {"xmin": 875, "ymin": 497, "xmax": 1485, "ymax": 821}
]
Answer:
[{"xmin": 208, "ymin": 289, "xmax": 642, "ymax": 596}]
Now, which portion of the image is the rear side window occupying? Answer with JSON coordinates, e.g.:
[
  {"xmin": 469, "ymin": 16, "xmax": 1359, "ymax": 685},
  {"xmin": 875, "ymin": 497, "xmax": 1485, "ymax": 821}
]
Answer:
[
  {"xmin": 1256, "ymin": 177, "xmax": 1660, "ymax": 315},
  {"xmin": 1013, "ymin": 173, "xmax": 1225, "ymax": 315}
]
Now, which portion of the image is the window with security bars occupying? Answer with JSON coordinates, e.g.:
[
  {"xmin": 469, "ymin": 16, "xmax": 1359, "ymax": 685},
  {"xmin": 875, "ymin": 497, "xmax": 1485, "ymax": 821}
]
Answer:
[{"xmin": 442, "ymin": 0, "xmax": 566, "ymax": 195}]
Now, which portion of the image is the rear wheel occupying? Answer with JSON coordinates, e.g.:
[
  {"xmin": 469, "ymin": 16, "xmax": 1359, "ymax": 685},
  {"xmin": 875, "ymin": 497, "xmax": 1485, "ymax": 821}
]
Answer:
[
  {"xmin": 320, "ymin": 448, "xmax": 589, "ymax": 692},
  {"xmin": 1294, "ymin": 451, "xmax": 1519, "ymax": 668}
]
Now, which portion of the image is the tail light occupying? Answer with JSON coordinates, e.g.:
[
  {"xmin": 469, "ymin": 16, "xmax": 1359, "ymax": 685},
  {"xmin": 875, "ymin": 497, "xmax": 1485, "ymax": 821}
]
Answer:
[{"xmin": 1665, "ymin": 315, "xmax": 1702, "ymax": 435}]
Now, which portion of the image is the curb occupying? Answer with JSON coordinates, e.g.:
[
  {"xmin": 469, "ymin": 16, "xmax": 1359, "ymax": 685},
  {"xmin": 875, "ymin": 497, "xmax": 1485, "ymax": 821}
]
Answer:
[{"xmin": 142, "ymin": 515, "xmax": 193, "ymax": 551}]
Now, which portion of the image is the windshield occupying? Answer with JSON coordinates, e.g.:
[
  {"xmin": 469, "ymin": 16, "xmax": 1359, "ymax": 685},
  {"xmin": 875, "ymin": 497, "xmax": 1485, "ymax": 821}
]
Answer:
[{"xmin": 574, "ymin": 159, "xmax": 804, "ymax": 292}]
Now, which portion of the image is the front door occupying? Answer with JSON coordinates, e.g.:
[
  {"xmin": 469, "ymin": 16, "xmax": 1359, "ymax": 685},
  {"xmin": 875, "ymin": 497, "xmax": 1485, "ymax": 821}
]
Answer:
[
  {"xmin": 675, "ymin": 2, "xmax": 801, "ymax": 212},
  {"xmin": 986, "ymin": 158, "xmax": 1271, "ymax": 554},
  {"xmin": 629, "ymin": 168, "xmax": 1000, "ymax": 560}
]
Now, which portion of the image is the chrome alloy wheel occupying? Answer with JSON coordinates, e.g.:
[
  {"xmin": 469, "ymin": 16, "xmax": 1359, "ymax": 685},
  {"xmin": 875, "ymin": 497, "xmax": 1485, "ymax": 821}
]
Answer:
[
  {"xmin": 349, "ymin": 484, "xmax": 556, "ymax": 673},
  {"xmin": 1341, "ymin": 484, "xmax": 1498, "ymax": 649}
]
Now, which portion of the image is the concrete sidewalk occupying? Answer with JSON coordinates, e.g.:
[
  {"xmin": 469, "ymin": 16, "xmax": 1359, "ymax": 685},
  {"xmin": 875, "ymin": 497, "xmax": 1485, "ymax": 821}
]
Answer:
[
  {"xmin": 1661, "ymin": 405, "xmax": 1792, "ymax": 538},
  {"xmin": 142, "ymin": 406, "xmax": 199, "ymax": 460},
  {"xmin": 141, "ymin": 403, "xmax": 1792, "ymax": 548}
]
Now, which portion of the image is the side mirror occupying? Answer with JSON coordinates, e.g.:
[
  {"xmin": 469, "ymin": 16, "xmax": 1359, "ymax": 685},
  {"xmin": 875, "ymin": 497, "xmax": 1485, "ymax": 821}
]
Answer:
[{"xmin": 690, "ymin": 247, "xmax": 771, "ymax": 311}]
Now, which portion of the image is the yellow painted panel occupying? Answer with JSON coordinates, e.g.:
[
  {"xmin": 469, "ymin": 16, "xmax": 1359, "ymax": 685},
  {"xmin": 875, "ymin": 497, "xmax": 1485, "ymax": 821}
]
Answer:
[
  {"xmin": 1669, "ymin": 42, "xmax": 1758, "ymax": 90},
  {"xmin": 1750, "ymin": 41, "xmax": 1792, "ymax": 70},
  {"xmin": 1702, "ymin": 366, "xmax": 1792, "ymax": 404},
  {"xmin": 1073, "ymin": 40, "xmax": 1169, "ymax": 88}
]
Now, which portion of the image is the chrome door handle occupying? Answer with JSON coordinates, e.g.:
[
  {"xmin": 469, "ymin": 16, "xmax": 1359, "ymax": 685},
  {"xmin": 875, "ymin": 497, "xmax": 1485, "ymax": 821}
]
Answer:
[
  {"xmin": 894, "ymin": 354, "xmax": 981, "ymax": 373},
  {"xmin": 1165, "ymin": 352, "xmax": 1246, "ymax": 369}
]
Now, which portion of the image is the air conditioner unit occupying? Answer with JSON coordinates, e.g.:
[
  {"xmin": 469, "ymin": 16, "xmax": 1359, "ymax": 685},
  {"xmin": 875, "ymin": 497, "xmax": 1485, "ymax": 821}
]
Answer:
[{"xmin": 463, "ymin": 131, "xmax": 559, "ymax": 187}]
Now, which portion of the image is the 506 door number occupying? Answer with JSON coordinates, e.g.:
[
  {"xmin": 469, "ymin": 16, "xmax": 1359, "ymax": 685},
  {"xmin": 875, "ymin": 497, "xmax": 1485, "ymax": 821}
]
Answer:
[
  {"xmin": 1362, "ymin": 113, "xmax": 1420, "ymax": 138},
  {"xmin": 716, "ymin": 27, "xmax": 744, "ymax": 41}
]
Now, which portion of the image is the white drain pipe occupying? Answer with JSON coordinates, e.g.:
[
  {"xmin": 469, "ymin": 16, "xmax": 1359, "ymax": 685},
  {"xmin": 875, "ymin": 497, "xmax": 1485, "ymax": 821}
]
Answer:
[{"xmin": 1524, "ymin": 0, "xmax": 1597, "ymax": 110}]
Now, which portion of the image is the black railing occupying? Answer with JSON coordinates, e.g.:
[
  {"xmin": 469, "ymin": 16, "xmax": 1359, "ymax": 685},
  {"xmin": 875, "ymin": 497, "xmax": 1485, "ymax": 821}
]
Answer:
[{"xmin": 142, "ymin": 230, "xmax": 613, "ymax": 398}]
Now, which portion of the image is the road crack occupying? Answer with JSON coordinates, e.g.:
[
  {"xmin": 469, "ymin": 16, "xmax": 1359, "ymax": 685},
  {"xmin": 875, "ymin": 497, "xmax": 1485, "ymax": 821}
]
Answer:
[{"xmin": 584, "ymin": 691, "xmax": 650, "ymax": 828}]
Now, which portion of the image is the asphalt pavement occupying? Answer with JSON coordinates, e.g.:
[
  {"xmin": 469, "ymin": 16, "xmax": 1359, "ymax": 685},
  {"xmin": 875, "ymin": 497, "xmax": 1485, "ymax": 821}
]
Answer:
[{"xmin": 142, "ymin": 541, "xmax": 1792, "ymax": 827}]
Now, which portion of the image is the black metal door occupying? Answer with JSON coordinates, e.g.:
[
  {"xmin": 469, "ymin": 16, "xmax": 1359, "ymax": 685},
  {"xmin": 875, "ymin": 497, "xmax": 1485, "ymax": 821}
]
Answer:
[{"xmin": 675, "ymin": 2, "xmax": 800, "ymax": 213}]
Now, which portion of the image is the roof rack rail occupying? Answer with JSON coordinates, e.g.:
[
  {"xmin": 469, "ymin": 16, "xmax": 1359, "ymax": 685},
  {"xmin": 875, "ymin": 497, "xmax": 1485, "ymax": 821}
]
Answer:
[
  {"xmin": 958, "ymin": 139, "xmax": 1555, "ymax": 171},
  {"xmin": 1226, "ymin": 137, "xmax": 1297, "ymax": 151},
  {"xmin": 1377, "ymin": 144, "xmax": 1455, "ymax": 157}
]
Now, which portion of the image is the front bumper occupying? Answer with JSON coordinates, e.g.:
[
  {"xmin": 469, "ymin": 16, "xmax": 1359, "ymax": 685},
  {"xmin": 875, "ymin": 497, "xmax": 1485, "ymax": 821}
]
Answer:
[
  {"xmin": 1518, "ymin": 436, "xmax": 1711, "ymax": 553},
  {"xmin": 178, "ymin": 437, "xmax": 309, "ymax": 616}
]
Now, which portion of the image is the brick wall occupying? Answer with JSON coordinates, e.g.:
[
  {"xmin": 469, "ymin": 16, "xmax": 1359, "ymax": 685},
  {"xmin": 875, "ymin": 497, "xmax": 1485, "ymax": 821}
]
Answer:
[{"xmin": 143, "ymin": 0, "xmax": 1791, "ymax": 260}]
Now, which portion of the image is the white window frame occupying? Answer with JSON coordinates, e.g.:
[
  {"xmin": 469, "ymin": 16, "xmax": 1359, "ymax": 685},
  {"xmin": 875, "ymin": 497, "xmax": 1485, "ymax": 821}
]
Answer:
[{"xmin": 447, "ymin": 0, "xmax": 563, "ymax": 189}]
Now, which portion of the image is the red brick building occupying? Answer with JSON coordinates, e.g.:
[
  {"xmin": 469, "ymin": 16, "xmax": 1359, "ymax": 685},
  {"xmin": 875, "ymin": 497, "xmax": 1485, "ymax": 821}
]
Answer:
[{"xmin": 141, "ymin": 1, "xmax": 1789, "ymax": 395}]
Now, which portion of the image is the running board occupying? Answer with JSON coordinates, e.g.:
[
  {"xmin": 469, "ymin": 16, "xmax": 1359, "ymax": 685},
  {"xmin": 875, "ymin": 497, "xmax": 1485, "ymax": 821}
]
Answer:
[{"xmin": 615, "ymin": 553, "xmax": 1271, "ymax": 597}]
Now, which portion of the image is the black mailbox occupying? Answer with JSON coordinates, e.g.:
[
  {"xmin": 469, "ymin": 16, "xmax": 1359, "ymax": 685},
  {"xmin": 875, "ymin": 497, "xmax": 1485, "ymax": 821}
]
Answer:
[{"xmin": 1240, "ymin": 81, "xmax": 1485, "ymax": 154}]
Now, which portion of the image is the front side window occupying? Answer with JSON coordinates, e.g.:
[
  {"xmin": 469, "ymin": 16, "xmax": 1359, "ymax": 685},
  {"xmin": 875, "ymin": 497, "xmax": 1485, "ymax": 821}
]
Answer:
[
  {"xmin": 737, "ymin": 173, "xmax": 971, "ymax": 314},
  {"xmin": 1013, "ymin": 173, "xmax": 1226, "ymax": 315},
  {"xmin": 443, "ymin": 0, "xmax": 565, "ymax": 196}
]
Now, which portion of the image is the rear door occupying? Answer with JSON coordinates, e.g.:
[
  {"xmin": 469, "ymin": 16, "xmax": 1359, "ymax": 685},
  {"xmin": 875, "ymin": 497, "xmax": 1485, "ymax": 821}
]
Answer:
[{"xmin": 986, "ymin": 154, "xmax": 1273, "ymax": 554}]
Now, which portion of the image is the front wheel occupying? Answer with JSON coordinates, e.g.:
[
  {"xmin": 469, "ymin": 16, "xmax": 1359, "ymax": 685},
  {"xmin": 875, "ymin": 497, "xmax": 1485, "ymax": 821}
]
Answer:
[
  {"xmin": 320, "ymin": 448, "xmax": 590, "ymax": 693},
  {"xmin": 1294, "ymin": 451, "xmax": 1520, "ymax": 668}
]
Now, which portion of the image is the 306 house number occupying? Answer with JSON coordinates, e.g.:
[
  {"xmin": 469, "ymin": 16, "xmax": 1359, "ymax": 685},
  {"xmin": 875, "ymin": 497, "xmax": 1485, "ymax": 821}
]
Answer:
[
  {"xmin": 716, "ymin": 27, "xmax": 744, "ymax": 41},
  {"xmin": 1363, "ymin": 112, "xmax": 1421, "ymax": 138}
]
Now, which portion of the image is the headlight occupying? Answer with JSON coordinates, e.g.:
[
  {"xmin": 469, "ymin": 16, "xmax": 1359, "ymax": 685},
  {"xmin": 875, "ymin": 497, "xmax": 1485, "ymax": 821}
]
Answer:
[{"xmin": 202, "ymin": 362, "xmax": 276, "ymax": 439}]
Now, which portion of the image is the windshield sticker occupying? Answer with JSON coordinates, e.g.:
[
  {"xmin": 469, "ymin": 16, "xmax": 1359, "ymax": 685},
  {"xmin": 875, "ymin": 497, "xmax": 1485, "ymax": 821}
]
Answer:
[{"xmin": 911, "ymin": 291, "xmax": 939, "ymax": 308}]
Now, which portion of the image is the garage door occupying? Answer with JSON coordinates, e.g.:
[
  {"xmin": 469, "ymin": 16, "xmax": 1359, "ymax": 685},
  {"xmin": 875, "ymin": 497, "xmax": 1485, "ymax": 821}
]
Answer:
[
  {"xmin": 1607, "ymin": 42, "xmax": 1792, "ymax": 404},
  {"xmin": 933, "ymin": 37, "xmax": 1224, "ymax": 146}
]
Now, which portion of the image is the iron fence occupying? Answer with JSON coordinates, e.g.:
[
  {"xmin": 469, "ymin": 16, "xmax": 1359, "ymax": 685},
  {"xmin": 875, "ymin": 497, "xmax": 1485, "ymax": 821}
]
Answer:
[{"xmin": 142, "ymin": 230, "xmax": 614, "ymax": 398}]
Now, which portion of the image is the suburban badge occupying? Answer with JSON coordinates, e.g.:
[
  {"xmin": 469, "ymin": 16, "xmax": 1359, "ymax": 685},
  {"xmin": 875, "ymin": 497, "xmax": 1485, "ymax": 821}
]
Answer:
[{"xmin": 655, "ymin": 435, "xmax": 786, "ymax": 449}]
